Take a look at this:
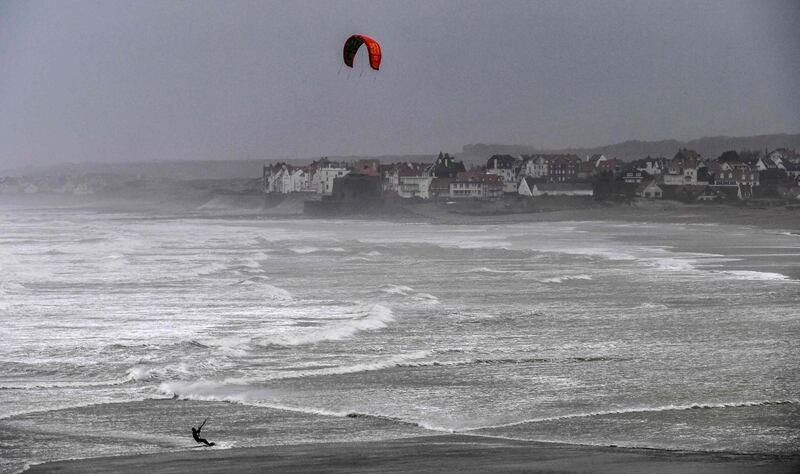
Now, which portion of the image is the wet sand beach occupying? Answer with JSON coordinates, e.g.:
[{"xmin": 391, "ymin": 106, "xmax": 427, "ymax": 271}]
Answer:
[{"xmin": 26, "ymin": 435, "xmax": 800, "ymax": 473}]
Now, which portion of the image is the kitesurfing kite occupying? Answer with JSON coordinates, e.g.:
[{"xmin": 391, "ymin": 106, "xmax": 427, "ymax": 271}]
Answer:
[{"xmin": 343, "ymin": 35, "xmax": 381, "ymax": 71}]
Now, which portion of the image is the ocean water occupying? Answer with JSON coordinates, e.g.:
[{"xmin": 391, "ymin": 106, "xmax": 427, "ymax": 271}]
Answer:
[{"xmin": 1, "ymin": 206, "xmax": 798, "ymax": 472}]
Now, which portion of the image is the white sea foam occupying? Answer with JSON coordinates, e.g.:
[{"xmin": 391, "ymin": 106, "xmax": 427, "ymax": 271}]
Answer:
[
  {"xmin": 466, "ymin": 399, "xmax": 800, "ymax": 431},
  {"xmin": 413, "ymin": 293, "xmax": 439, "ymax": 303},
  {"xmin": 235, "ymin": 275, "xmax": 271, "ymax": 285},
  {"xmin": 540, "ymin": 275, "xmax": 592, "ymax": 283},
  {"xmin": 289, "ymin": 247, "xmax": 319, "ymax": 254},
  {"xmin": 158, "ymin": 380, "xmax": 450, "ymax": 431},
  {"xmin": 0, "ymin": 377, "xmax": 133, "ymax": 390},
  {"xmin": 289, "ymin": 247, "xmax": 346, "ymax": 254},
  {"xmin": 650, "ymin": 257, "xmax": 698, "ymax": 272},
  {"xmin": 717, "ymin": 270, "xmax": 790, "ymax": 281},
  {"xmin": 0, "ymin": 397, "xmax": 150, "ymax": 421},
  {"xmin": 126, "ymin": 363, "xmax": 197, "ymax": 381},
  {"xmin": 636, "ymin": 303, "xmax": 669, "ymax": 310},
  {"xmin": 225, "ymin": 351, "xmax": 433, "ymax": 382},
  {"xmin": 194, "ymin": 262, "xmax": 229, "ymax": 276},
  {"xmin": 470, "ymin": 267, "xmax": 528, "ymax": 274},
  {"xmin": 381, "ymin": 284, "xmax": 414, "ymax": 296},
  {"xmin": 259, "ymin": 304, "xmax": 395, "ymax": 346},
  {"xmin": 235, "ymin": 282, "xmax": 292, "ymax": 300}
]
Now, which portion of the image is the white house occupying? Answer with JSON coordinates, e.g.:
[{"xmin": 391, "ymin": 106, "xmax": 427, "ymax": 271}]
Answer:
[
  {"xmin": 518, "ymin": 178, "xmax": 593, "ymax": 197},
  {"xmin": 637, "ymin": 157, "xmax": 666, "ymax": 176},
  {"xmin": 312, "ymin": 162, "xmax": 350, "ymax": 195},
  {"xmin": 523, "ymin": 156, "xmax": 549, "ymax": 179},
  {"xmin": 663, "ymin": 165, "xmax": 700, "ymax": 185},
  {"xmin": 398, "ymin": 175, "xmax": 433, "ymax": 199},
  {"xmin": 486, "ymin": 155, "xmax": 520, "ymax": 193},
  {"xmin": 636, "ymin": 180, "xmax": 662, "ymax": 198},
  {"xmin": 450, "ymin": 171, "xmax": 503, "ymax": 200},
  {"xmin": 756, "ymin": 156, "xmax": 784, "ymax": 171}
]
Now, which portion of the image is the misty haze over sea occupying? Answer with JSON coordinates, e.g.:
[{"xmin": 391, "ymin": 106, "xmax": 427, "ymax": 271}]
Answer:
[{"xmin": 3, "ymin": 133, "xmax": 800, "ymax": 180}]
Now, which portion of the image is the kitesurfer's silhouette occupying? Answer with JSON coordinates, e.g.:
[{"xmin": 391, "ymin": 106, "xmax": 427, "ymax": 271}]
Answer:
[{"xmin": 192, "ymin": 418, "xmax": 215, "ymax": 446}]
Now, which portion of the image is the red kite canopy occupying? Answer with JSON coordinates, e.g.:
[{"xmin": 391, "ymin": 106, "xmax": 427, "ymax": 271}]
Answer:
[{"xmin": 343, "ymin": 35, "xmax": 381, "ymax": 71}]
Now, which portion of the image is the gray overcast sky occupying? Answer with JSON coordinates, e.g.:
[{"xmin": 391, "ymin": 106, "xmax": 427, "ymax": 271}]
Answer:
[{"xmin": 1, "ymin": 0, "xmax": 798, "ymax": 166}]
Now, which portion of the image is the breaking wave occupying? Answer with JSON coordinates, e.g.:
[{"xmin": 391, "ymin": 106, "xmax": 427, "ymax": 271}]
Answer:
[
  {"xmin": 229, "ymin": 276, "xmax": 292, "ymax": 299},
  {"xmin": 717, "ymin": 270, "xmax": 790, "ymax": 281},
  {"xmin": 413, "ymin": 293, "xmax": 439, "ymax": 303},
  {"xmin": 225, "ymin": 351, "xmax": 434, "ymax": 382},
  {"xmin": 470, "ymin": 267, "xmax": 530, "ymax": 274},
  {"xmin": 258, "ymin": 304, "xmax": 396, "ymax": 346},
  {"xmin": 126, "ymin": 363, "xmax": 199, "ymax": 381},
  {"xmin": 381, "ymin": 284, "xmax": 414, "ymax": 296},
  {"xmin": 540, "ymin": 274, "xmax": 592, "ymax": 283},
  {"xmin": 289, "ymin": 247, "xmax": 346, "ymax": 254}
]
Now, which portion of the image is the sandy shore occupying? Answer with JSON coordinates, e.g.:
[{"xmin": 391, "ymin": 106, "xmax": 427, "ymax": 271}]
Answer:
[{"xmin": 26, "ymin": 435, "xmax": 800, "ymax": 473}]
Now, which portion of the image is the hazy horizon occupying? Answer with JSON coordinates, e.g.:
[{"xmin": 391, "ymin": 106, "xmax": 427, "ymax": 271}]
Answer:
[{"xmin": 2, "ymin": 0, "xmax": 799, "ymax": 168}]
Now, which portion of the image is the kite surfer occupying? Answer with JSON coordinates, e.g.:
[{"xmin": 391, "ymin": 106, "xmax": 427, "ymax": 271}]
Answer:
[{"xmin": 192, "ymin": 418, "xmax": 215, "ymax": 447}]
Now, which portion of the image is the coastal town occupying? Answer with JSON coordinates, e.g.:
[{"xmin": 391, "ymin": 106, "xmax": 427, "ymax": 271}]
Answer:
[
  {"xmin": 261, "ymin": 148, "xmax": 800, "ymax": 211},
  {"xmin": 3, "ymin": 146, "xmax": 800, "ymax": 217}
]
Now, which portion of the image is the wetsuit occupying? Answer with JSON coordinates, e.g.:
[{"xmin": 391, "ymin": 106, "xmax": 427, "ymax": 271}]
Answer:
[{"xmin": 192, "ymin": 425, "xmax": 215, "ymax": 446}]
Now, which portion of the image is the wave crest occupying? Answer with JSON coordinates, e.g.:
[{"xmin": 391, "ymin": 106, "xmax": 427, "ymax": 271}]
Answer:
[
  {"xmin": 468, "ymin": 399, "xmax": 800, "ymax": 431},
  {"xmin": 540, "ymin": 275, "xmax": 592, "ymax": 283},
  {"xmin": 259, "ymin": 304, "xmax": 396, "ymax": 346}
]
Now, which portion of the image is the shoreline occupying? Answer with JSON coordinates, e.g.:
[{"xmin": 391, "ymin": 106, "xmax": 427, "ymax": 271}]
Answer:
[
  {"xmin": 26, "ymin": 434, "xmax": 800, "ymax": 473},
  {"xmin": 2, "ymin": 191, "xmax": 799, "ymax": 233}
]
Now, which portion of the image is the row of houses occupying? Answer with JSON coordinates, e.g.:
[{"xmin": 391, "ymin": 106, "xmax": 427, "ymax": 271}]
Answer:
[
  {"xmin": 628, "ymin": 148, "xmax": 800, "ymax": 185},
  {"xmin": 264, "ymin": 152, "xmax": 598, "ymax": 201},
  {"xmin": 264, "ymin": 147, "xmax": 800, "ymax": 202},
  {"xmin": 265, "ymin": 153, "xmax": 504, "ymax": 201},
  {"xmin": 620, "ymin": 148, "xmax": 800, "ymax": 201}
]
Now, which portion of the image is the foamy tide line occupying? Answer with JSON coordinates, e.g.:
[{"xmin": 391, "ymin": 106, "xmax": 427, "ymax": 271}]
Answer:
[
  {"xmin": 157, "ymin": 380, "xmax": 450, "ymax": 432},
  {"xmin": 258, "ymin": 303, "xmax": 396, "ymax": 346},
  {"xmin": 395, "ymin": 355, "xmax": 613, "ymax": 369},
  {"xmin": 223, "ymin": 351, "xmax": 434, "ymax": 383},
  {"xmin": 0, "ymin": 397, "xmax": 150, "ymax": 421},
  {"xmin": 0, "ymin": 376, "xmax": 134, "ymax": 390},
  {"xmin": 465, "ymin": 399, "xmax": 800, "ymax": 431}
]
